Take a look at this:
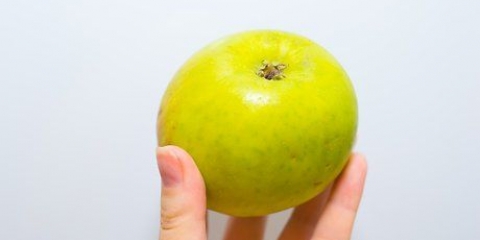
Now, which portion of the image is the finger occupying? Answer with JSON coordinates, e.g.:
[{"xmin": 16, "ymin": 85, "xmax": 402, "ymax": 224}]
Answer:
[
  {"xmin": 312, "ymin": 153, "xmax": 368, "ymax": 240},
  {"xmin": 278, "ymin": 184, "xmax": 333, "ymax": 240},
  {"xmin": 223, "ymin": 216, "xmax": 267, "ymax": 240},
  {"xmin": 157, "ymin": 146, "xmax": 207, "ymax": 240}
]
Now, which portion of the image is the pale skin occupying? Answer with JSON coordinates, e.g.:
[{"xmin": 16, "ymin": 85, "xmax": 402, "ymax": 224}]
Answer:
[{"xmin": 156, "ymin": 146, "xmax": 368, "ymax": 240}]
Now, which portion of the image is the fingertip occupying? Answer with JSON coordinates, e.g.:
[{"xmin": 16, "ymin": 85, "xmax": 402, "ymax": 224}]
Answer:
[
  {"xmin": 349, "ymin": 152, "xmax": 368, "ymax": 175},
  {"xmin": 155, "ymin": 146, "xmax": 177, "ymax": 173},
  {"xmin": 165, "ymin": 145, "xmax": 192, "ymax": 162},
  {"xmin": 157, "ymin": 145, "xmax": 205, "ymax": 192},
  {"xmin": 158, "ymin": 145, "xmax": 196, "ymax": 166},
  {"xmin": 156, "ymin": 146, "xmax": 176, "ymax": 162},
  {"xmin": 156, "ymin": 145, "xmax": 194, "ymax": 172},
  {"xmin": 351, "ymin": 152, "xmax": 366, "ymax": 163},
  {"xmin": 156, "ymin": 146, "xmax": 183, "ymax": 188}
]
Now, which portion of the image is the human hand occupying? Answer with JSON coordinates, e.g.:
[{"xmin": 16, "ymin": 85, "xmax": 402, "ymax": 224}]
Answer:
[{"xmin": 156, "ymin": 145, "xmax": 367, "ymax": 240}]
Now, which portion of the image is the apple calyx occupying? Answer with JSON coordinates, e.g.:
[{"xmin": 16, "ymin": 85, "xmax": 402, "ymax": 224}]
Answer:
[{"xmin": 257, "ymin": 60, "xmax": 287, "ymax": 80}]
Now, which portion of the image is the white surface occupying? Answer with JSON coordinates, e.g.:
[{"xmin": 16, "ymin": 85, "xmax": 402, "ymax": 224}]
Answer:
[{"xmin": 1, "ymin": 0, "xmax": 479, "ymax": 239}]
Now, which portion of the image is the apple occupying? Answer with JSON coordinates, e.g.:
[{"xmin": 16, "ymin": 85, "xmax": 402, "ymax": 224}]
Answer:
[{"xmin": 157, "ymin": 30, "xmax": 357, "ymax": 217}]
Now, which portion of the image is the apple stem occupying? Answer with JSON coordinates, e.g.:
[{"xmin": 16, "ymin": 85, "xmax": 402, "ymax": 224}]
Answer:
[{"xmin": 257, "ymin": 60, "xmax": 287, "ymax": 80}]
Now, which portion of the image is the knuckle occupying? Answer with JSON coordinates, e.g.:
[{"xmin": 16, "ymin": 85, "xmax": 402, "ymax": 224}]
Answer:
[{"xmin": 160, "ymin": 204, "xmax": 186, "ymax": 231}]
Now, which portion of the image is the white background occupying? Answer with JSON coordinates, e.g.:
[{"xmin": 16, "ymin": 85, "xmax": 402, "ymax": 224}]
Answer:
[{"xmin": 1, "ymin": 0, "xmax": 479, "ymax": 239}]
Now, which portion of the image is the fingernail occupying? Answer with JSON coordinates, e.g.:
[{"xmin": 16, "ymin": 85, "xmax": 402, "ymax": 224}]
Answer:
[{"xmin": 157, "ymin": 147, "xmax": 183, "ymax": 187}]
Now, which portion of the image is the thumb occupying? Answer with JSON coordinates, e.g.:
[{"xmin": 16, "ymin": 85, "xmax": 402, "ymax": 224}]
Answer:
[{"xmin": 156, "ymin": 146, "xmax": 207, "ymax": 240}]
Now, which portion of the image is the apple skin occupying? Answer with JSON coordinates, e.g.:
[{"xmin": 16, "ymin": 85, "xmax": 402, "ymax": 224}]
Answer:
[{"xmin": 157, "ymin": 30, "xmax": 357, "ymax": 217}]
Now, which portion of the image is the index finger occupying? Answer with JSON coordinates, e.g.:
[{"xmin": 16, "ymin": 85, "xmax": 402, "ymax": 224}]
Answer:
[{"xmin": 312, "ymin": 153, "xmax": 368, "ymax": 240}]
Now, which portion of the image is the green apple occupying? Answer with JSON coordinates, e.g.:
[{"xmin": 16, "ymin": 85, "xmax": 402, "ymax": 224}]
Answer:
[{"xmin": 157, "ymin": 30, "xmax": 357, "ymax": 217}]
